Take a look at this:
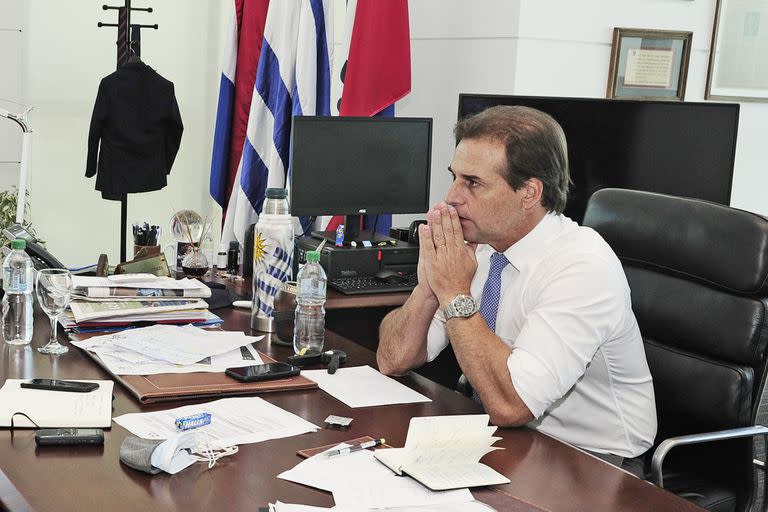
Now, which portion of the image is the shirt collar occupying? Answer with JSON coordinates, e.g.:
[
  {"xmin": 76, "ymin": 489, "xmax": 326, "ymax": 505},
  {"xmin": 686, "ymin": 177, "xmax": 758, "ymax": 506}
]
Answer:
[{"xmin": 478, "ymin": 212, "xmax": 563, "ymax": 271}]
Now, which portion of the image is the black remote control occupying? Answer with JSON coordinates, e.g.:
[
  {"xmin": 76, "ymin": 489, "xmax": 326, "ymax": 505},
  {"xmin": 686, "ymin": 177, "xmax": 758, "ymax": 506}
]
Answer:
[{"xmin": 35, "ymin": 428, "xmax": 104, "ymax": 446}]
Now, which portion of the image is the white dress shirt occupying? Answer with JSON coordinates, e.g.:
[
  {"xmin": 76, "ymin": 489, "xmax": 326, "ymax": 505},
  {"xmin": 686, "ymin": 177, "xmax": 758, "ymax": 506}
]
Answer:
[{"xmin": 426, "ymin": 213, "xmax": 657, "ymax": 457}]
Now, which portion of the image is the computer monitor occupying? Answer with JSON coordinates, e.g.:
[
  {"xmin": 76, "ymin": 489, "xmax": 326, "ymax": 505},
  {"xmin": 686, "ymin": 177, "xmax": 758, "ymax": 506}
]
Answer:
[
  {"xmin": 289, "ymin": 116, "xmax": 432, "ymax": 241},
  {"xmin": 458, "ymin": 94, "xmax": 739, "ymax": 223}
]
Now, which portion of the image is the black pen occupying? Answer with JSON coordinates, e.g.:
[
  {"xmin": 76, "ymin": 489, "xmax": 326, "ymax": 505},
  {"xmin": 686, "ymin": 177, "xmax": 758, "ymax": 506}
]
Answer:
[{"xmin": 327, "ymin": 438, "xmax": 385, "ymax": 457}]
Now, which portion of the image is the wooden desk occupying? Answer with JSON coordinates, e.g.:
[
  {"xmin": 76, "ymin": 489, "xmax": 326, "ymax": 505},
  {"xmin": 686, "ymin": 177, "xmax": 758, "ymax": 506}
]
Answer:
[
  {"xmin": 0, "ymin": 307, "xmax": 703, "ymax": 512},
  {"xmin": 226, "ymin": 277, "xmax": 461, "ymax": 388}
]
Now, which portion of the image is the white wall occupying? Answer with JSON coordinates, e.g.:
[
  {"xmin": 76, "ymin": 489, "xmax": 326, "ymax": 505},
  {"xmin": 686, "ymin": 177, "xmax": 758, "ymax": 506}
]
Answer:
[
  {"xmin": 513, "ymin": 0, "xmax": 768, "ymax": 216},
  {"xmin": 399, "ymin": 0, "xmax": 768, "ymax": 223},
  {"xmin": 18, "ymin": 0, "xmax": 223, "ymax": 267},
  {"xmin": 393, "ymin": 0, "xmax": 521, "ymax": 228},
  {"xmin": 3, "ymin": 0, "xmax": 767, "ymax": 265},
  {"xmin": 0, "ymin": 0, "xmax": 23, "ymax": 191}
]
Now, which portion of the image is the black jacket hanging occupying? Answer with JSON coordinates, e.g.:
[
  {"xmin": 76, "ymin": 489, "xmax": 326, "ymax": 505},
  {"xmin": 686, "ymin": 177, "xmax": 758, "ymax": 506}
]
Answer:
[{"xmin": 86, "ymin": 61, "xmax": 183, "ymax": 200}]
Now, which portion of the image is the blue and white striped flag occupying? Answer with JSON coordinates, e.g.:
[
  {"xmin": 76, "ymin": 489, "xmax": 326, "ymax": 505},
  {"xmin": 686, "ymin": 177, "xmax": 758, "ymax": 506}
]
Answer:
[{"xmin": 222, "ymin": 0, "xmax": 333, "ymax": 245}]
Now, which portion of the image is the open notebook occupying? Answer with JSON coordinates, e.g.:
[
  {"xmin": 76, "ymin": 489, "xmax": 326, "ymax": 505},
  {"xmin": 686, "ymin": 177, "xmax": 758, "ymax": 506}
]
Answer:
[
  {"xmin": 0, "ymin": 379, "xmax": 114, "ymax": 428},
  {"xmin": 373, "ymin": 414, "xmax": 510, "ymax": 491}
]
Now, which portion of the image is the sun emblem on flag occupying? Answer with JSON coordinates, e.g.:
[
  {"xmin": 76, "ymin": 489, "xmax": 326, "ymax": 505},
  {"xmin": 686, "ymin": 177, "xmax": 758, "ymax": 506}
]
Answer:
[{"xmin": 253, "ymin": 232, "xmax": 268, "ymax": 263}]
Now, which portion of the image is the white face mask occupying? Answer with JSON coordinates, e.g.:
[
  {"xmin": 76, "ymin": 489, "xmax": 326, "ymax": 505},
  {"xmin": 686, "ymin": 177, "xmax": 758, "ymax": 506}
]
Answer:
[
  {"xmin": 150, "ymin": 430, "xmax": 240, "ymax": 474},
  {"xmin": 150, "ymin": 431, "xmax": 198, "ymax": 475}
]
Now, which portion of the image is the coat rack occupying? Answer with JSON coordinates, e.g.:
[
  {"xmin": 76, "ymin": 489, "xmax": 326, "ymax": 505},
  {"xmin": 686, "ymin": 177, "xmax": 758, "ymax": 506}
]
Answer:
[{"xmin": 97, "ymin": 1, "xmax": 158, "ymax": 263}]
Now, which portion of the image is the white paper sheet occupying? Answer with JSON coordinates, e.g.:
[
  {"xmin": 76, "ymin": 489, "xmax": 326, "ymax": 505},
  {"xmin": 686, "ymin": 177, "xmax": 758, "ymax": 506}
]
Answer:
[
  {"xmin": 270, "ymin": 503, "xmax": 333, "ymax": 512},
  {"xmin": 73, "ymin": 276, "xmax": 208, "ymax": 290},
  {"xmin": 79, "ymin": 343, "xmax": 264, "ymax": 375},
  {"xmin": 302, "ymin": 366, "xmax": 431, "ymax": 408},
  {"xmin": 271, "ymin": 501, "xmax": 496, "ymax": 512},
  {"xmin": 73, "ymin": 324, "xmax": 262, "ymax": 365},
  {"xmin": 114, "ymin": 397, "xmax": 319, "ymax": 449},
  {"xmin": 0, "ymin": 379, "xmax": 114, "ymax": 428},
  {"xmin": 278, "ymin": 445, "xmax": 472, "ymax": 509}
]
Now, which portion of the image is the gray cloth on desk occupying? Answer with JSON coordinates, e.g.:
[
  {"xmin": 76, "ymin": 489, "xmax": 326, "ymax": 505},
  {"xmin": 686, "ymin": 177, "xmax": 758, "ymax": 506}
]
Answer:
[{"xmin": 120, "ymin": 436, "xmax": 163, "ymax": 474}]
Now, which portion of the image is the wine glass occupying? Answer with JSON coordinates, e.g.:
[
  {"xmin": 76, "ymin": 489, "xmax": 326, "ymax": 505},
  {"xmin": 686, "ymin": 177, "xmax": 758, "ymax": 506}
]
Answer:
[{"xmin": 36, "ymin": 269, "xmax": 73, "ymax": 355}]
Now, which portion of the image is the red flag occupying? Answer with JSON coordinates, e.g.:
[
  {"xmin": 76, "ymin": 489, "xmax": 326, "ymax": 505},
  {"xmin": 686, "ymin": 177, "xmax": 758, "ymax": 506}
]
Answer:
[
  {"xmin": 339, "ymin": 0, "xmax": 411, "ymax": 116},
  {"xmin": 326, "ymin": 0, "xmax": 411, "ymax": 232}
]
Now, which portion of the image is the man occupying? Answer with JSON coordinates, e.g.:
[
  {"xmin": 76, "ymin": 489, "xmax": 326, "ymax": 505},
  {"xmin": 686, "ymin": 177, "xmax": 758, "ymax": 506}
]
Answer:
[{"xmin": 377, "ymin": 106, "xmax": 657, "ymax": 462}]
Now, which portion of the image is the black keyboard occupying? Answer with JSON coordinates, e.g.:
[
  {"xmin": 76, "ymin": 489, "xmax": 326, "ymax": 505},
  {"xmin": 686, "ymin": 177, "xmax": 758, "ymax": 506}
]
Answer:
[{"xmin": 329, "ymin": 273, "xmax": 418, "ymax": 295}]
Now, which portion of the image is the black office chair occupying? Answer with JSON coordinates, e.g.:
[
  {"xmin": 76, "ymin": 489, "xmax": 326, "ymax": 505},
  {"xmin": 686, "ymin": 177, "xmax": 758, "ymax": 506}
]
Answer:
[{"xmin": 583, "ymin": 188, "xmax": 768, "ymax": 512}]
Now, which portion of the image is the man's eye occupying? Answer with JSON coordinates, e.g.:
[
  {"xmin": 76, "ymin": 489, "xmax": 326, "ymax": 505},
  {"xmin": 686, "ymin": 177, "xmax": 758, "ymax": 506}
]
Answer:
[{"xmin": 467, "ymin": 179, "xmax": 478, "ymax": 188}]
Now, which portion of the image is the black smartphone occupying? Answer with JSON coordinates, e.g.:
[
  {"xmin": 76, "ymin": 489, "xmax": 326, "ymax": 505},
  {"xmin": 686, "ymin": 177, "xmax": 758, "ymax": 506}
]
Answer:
[
  {"xmin": 225, "ymin": 363, "xmax": 301, "ymax": 382},
  {"xmin": 35, "ymin": 428, "xmax": 104, "ymax": 446},
  {"xmin": 20, "ymin": 379, "xmax": 99, "ymax": 393}
]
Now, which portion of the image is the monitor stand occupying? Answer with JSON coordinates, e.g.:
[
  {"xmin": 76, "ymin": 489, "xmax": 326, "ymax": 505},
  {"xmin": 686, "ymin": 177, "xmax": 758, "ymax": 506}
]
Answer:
[{"xmin": 311, "ymin": 214, "xmax": 396, "ymax": 245}]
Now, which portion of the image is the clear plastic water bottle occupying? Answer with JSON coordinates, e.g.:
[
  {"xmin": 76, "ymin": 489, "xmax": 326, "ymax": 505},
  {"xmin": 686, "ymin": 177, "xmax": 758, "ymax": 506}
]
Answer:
[
  {"xmin": 2, "ymin": 239, "xmax": 34, "ymax": 345},
  {"xmin": 293, "ymin": 250, "xmax": 326, "ymax": 355}
]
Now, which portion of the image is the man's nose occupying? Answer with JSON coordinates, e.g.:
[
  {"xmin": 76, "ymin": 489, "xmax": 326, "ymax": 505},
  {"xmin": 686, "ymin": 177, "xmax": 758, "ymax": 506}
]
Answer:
[{"xmin": 445, "ymin": 181, "xmax": 463, "ymax": 206}]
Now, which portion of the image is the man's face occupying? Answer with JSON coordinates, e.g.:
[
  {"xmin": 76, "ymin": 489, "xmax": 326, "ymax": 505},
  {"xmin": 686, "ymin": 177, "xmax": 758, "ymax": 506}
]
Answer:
[{"xmin": 446, "ymin": 138, "xmax": 532, "ymax": 252}]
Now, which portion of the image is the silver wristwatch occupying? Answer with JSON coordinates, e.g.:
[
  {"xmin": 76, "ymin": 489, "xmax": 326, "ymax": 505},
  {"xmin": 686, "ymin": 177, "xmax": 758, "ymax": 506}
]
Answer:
[{"xmin": 444, "ymin": 294, "xmax": 478, "ymax": 320}]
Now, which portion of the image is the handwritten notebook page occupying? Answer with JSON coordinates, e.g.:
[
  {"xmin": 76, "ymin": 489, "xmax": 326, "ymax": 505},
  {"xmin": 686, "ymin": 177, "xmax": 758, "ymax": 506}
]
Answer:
[{"xmin": 374, "ymin": 414, "xmax": 510, "ymax": 491}]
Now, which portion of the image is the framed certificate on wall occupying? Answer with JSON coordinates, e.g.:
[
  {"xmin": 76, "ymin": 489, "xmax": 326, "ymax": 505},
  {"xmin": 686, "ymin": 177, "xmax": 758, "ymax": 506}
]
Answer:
[
  {"xmin": 607, "ymin": 28, "xmax": 693, "ymax": 101},
  {"xmin": 707, "ymin": 0, "xmax": 768, "ymax": 101}
]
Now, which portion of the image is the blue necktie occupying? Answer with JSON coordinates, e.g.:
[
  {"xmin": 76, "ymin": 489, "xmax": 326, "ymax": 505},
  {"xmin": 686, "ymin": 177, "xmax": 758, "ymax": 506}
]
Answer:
[
  {"xmin": 466, "ymin": 252, "xmax": 509, "ymax": 403},
  {"xmin": 479, "ymin": 252, "xmax": 509, "ymax": 331}
]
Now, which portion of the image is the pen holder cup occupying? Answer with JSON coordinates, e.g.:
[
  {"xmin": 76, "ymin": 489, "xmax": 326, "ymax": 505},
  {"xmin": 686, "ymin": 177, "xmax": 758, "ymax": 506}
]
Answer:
[
  {"xmin": 133, "ymin": 245, "xmax": 161, "ymax": 258},
  {"xmin": 272, "ymin": 281, "xmax": 297, "ymax": 346}
]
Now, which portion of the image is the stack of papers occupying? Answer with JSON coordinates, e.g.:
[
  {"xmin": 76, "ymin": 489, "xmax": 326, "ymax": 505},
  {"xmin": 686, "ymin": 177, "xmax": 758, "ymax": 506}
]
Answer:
[
  {"xmin": 71, "ymin": 324, "xmax": 265, "ymax": 375},
  {"xmin": 278, "ymin": 444, "xmax": 474, "ymax": 509},
  {"xmin": 65, "ymin": 274, "xmax": 221, "ymax": 332},
  {"xmin": 73, "ymin": 275, "xmax": 212, "ymax": 299},
  {"xmin": 114, "ymin": 397, "xmax": 319, "ymax": 449},
  {"xmin": 69, "ymin": 299, "xmax": 209, "ymax": 323}
]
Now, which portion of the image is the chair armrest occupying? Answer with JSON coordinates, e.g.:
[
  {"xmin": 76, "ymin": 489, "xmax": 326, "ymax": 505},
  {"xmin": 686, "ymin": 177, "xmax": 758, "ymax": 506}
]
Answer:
[{"xmin": 651, "ymin": 425, "xmax": 768, "ymax": 488}]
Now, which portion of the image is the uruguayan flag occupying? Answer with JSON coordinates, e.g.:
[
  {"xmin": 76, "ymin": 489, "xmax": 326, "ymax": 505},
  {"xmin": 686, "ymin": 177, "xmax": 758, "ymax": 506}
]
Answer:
[{"xmin": 222, "ymin": 0, "xmax": 333, "ymax": 245}]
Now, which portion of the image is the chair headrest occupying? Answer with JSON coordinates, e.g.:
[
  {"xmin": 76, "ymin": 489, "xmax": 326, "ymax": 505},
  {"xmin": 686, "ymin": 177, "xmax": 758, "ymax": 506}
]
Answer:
[{"xmin": 583, "ymin": 189, "xmax": 768, "ymax": 295}]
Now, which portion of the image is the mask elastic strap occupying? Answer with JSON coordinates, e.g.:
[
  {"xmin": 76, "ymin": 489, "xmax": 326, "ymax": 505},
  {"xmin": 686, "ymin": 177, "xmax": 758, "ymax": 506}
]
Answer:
[{"xmin": 189, "ymin": 430, "xmax": 239, "ymax": 469}]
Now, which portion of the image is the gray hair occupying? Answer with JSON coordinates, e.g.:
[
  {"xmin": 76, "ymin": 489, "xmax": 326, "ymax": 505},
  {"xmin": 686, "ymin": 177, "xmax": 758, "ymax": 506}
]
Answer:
[{"xmin": 454, "ymin": 105, "xmax": 570, "ymax": 214}]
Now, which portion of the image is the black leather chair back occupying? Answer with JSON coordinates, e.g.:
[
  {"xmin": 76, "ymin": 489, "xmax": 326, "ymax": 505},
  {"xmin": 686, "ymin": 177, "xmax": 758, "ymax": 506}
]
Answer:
[{"xmin": 583, "ymin": 189, "xmax": 768, "ymax": 512}]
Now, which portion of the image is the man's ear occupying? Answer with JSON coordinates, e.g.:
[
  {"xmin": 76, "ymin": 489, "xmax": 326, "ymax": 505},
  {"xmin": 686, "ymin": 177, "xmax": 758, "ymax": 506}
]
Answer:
[{"xmin": 523, "ymin": 178, "xmax": 544, "ymax": 209}]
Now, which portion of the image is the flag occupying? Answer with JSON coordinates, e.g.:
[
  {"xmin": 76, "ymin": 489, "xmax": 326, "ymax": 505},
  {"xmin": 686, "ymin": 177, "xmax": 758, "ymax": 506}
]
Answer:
[
  {"xmin": 326, "ymin": 0, "xmax": 411, "ymax": 235},
  {"xmin": 221, "ymin": 0, "xmax": 333, "ymax": 245},
  {"xmin": 339, "ymin": 0, "xmax": 411, "ymax": 117},
  {"xmin": 210, "ymin": 0, "xmax": 270, "ymax": 209}
]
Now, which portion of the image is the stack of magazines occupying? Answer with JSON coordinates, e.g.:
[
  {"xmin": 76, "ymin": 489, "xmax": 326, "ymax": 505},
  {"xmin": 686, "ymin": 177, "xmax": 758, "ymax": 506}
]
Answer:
[{"xmin": 63, "ymin": 275, "xmax": 223, "ymax": 333}]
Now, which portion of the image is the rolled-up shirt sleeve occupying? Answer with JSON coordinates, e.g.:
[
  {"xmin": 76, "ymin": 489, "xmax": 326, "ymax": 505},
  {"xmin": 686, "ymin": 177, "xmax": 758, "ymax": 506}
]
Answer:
[
  {"xmin": 425, "ymin": 309, "xmax": 449, "ymax": 362},
  {"xmin": 507, "ymin": 255, "xmax": 626, "ymax": 419}
]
